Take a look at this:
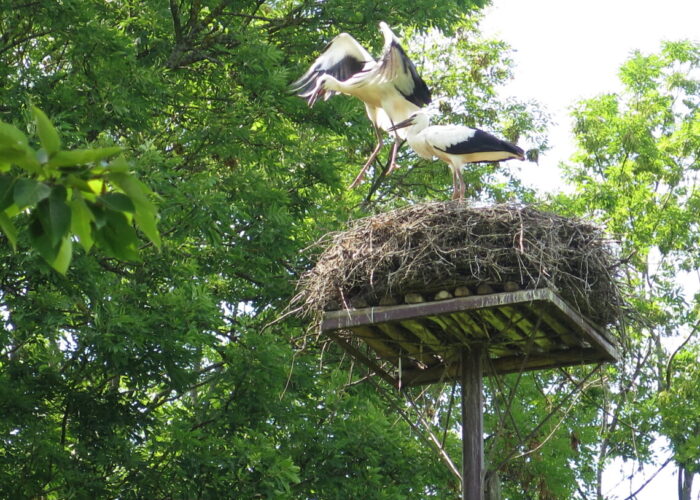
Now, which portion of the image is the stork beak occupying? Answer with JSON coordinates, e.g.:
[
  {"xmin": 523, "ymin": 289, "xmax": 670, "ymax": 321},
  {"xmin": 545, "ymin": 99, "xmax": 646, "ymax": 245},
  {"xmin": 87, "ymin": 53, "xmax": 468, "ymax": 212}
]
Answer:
[
  {"xmin": 388, "ymin": 116, "xmax": 414, "ymax": 132},
  {"xmin": 307, "ymin": 87, "xmax": 325, "ymax": 107}
]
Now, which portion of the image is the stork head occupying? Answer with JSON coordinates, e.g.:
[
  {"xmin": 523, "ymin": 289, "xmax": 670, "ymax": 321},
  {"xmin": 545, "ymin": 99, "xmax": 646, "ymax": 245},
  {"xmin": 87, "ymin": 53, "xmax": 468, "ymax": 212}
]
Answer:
[
  {"xmin": 304, "ymin": 74, "xmax": 336, "ymax": 106},
  {"xmin": 389, "ymin": 109, "xmax": 431, "ymax": 133}
]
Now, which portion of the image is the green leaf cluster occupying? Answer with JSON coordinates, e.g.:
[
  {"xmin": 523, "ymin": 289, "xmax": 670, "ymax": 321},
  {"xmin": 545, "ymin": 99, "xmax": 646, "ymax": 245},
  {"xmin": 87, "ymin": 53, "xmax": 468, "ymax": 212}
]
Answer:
[
  {"xmin": 657, "ymin": 347, "xmax": 700, "ymax": 474},
  {"xmin": 0, "ymin": 107, "xmax": 160, "ymax": 273}
]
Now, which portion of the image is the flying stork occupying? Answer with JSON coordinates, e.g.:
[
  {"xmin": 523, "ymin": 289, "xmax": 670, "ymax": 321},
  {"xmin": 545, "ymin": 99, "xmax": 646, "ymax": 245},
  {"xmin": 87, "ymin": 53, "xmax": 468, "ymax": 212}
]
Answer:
[
  {"xmin": 291, "ymin": 22, "xmax": 431, "ymax": 188},
  {"xmin": 390, "ymin": 109, "xmax": 526, "ymax": 200}
]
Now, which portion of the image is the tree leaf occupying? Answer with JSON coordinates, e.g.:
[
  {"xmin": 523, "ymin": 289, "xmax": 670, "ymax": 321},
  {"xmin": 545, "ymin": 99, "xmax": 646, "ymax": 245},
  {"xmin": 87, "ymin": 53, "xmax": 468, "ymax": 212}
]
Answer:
[
  {"xmin": 0, "ymin": 174, "xmax": 16, "ymax": 211},
  {"xmin": 65, "ymin": 174, "xmax": 93, "ymax": 193},
  {"xmin": 108, "ymin": 172, "xmax": 155, "ymax": 204},
  {"xmin": 14, "ymin": 178, "xmax": 51, "ymax": 208},
  {"xmin": 87, "ymin": 179, "xmax": 105, "ymax": 194},
  {"xmin": 100, "ymin": 192, "xmax": 135, "ymax": 213},
  {"xmin": 94, "ymin": 210, "xmax": 141, "ymax": 261},
  {"xmin": 0, "ymin": 121, "xmax": 29, "ymax": 156},
  {"xmin": 69, "ymin": 195, "xmax": 95, "ymax": 252},
  {"xmin": 48, "ymin": 147, "xmax": 122, "ymax": 168},
  {"xmin": 87, "ymin": 201, "xmax": 107, "ymax": 229},
  {"xmin": 107, "ymin": 156, "xmax": 131, "ymax": 173},
  {"xmin": 50, "ymin": 236, "xmax": 72, "ymax": 274},
  {"xmin": 32, "ymin": 106, "xmax": 61, "ymax": 156},
  {"xmin": 0, "ymin": 122, "xmax": 39, "ymax": 173},
  {"xmin": 29, "ymin": 215, "xmax": 58, "ymax": 263},
  {"xmin": 109, "ymin": 172, "xmax": 160, "ymax": 247},
  {"xmin": 134, "ymin": 209, "xmax": 160, "ymax": 248},
  {"xmin": 0, "ymin": 211, "xmax": 17, "ymax": 250},
  {"xmin": 3, "ymin": 204, "xmax": 19, "ymax": 217},
  {"xmin": 41, "ymin": 186, "xmax": 72, "ymax": 247}
]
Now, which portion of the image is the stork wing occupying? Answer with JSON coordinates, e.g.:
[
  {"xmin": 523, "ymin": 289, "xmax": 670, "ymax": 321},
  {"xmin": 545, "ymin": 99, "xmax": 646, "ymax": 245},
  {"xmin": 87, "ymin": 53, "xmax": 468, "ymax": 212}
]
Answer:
[
  {"xmin": 431, "ymin": 126, "xmax": 524, "ymax": 160},
  {"xmin": 374, "ymin": 23, "xmax": 431, "ymax": 108},
  {"xmin": 291, "ymin": 33, "xmax": 374, "ymax": 101}
]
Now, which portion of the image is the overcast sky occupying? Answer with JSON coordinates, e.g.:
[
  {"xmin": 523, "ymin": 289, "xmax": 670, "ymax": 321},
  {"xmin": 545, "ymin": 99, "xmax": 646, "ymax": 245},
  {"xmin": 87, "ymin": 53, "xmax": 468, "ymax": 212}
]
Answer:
[
  {"xmin": 481, "ymin": 0, "xmax": 700, "ymax": 195},
  {"xmin": 481, "ymin": 1, "xmax": 699, "ymax": 498}
]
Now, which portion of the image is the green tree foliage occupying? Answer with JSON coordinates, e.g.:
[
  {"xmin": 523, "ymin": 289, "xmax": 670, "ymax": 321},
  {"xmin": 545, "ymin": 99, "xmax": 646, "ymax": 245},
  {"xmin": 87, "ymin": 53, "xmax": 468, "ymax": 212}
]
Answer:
[
  {"xmin": 0, "ymin": 107, "xmax": 159, "ymax": 273},
  {"xmin": 0, "ymin": 0, "xmax": 545, "ymax": 498},
  {"xmin": 659, "ymin": 346, "xmax": 700, "ymax": 497},
  {"xmin": 550, "ymin": 40, "xmax": 700, "ymax": 499}
]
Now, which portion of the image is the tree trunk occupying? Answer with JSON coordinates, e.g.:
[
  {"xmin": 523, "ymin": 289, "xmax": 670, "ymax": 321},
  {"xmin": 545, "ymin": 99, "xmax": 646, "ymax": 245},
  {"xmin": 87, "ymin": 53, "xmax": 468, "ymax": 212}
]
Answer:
[{"xmin": 678, "ymin": 465, "xmax": 694, "ymax": 500}]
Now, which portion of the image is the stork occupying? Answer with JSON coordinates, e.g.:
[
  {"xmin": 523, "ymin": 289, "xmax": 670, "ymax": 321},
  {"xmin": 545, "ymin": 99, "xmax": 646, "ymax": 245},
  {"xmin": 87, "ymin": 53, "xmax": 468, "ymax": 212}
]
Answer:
[
  {"xmin": 390, "ymin": 109, "xmax": 525, "ymax": 200},
  {"xmin": 291, "ymin": 22, "xmax": 431, "ymax": 188}
]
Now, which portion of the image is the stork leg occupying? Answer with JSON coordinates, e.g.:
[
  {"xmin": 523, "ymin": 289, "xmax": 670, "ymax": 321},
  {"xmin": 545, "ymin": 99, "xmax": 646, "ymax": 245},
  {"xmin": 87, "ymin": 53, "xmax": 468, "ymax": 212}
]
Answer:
[
  {"xmin": 451, "ymin": 164, "xmax": 466, "ymax": 200},
  {"xmin": 349, "ymin": 125, "xmax": 384, "ymax": 189},
  {"xmin": 456, "ymin": 166, "xmax": 466, "ymax": 200},
  {"xmin": 451, "ymin": 165, "xmax": 460, "ymax": 200},
  {"xmin": 385, "ymin": 138, "xmax": 406, "ymax": 175},
  {"xmin": 385, "ymin": 119, "xmax": 404, "ymax": 175}
]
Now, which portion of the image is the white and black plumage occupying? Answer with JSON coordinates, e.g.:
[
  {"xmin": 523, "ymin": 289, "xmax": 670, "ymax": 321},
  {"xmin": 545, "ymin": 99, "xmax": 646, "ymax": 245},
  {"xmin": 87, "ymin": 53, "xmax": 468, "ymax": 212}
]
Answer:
[
  {"xmin": 390, "ymin": 110, "xmax": 525, "ymax": 200},
  {"xmin": 291, "ymin": 22, "xmax": 431, "ymax": 187}
]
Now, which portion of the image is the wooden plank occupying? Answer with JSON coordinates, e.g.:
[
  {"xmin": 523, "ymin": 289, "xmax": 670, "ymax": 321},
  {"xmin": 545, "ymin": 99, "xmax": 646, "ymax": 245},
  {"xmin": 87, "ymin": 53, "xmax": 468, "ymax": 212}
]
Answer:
[
  {"xmin": 400, "ymin": 362, "xmax": 456, "ymax": 386},
  {"xmin": 489, "ymin": 348, "xmax": 610, "ymax": 375},
  {"xmin": 528, "ymin": 302, "xmax": 581, "ymax": 347},
  {"xmin": 352, "ymin": 325, "xmax": 402, "ymax": 364},
  {"xmin": 400, "ymin": 348, "xmax": 611, "ymax": 386},
  {"xmin": 453, "ymin": 309, "xmax": 538, "ymax": 356},
  {"xmin": 543, "ymin": 291, "xmax": 619, "ymax": 361},
  {"xmin": 425, "ymin": 314, "xmax": 471, "ymax": 345},
  {"xmin": 375, "ymin": 322, "xmax": 438, "ymax": 366},
  {"xmin": 323, "ymin": 289, "xmax": 617, "ymax": 356},
  {"xmin": 485, "ymin": 343, "xmax": 516, "ymax": 358},
  {"xmin": 471, "ymin": 308, "xmax": 538, "ymax": 355},
  {"xmin": 461, "ymin": 347, "xmax": 484, "ymax": 500},
  {"xmin": 399, "ymin": 318, "xmax": 446, "ymax": 356},
  {"xmin": 506, "ymin": 304, "xmax": 570, "ymax": 350},
  {"xmin": 322, "ymin": 289, "xmax": 620, "ymax": 383},
  {"xmin": 498, "ymin": 305, "xmax": 561, "ymax": 350},
  {"xmin": 321, "ymin": 288, "xmax": 558, "ymax": 331},
  {"xmin": 325, "ymin": 332, "xmax": 398, "ymax": 387},
  {"xmin": 450, "ymin": 311, "xmax": 489, "ymax": 338},
  {"xmin": 478, "ymin": 307, "xmax": 548, "ymax": 353},
  {"xmin": 497, "ymin": 308, "xmax": 569, "ymax": 353}
]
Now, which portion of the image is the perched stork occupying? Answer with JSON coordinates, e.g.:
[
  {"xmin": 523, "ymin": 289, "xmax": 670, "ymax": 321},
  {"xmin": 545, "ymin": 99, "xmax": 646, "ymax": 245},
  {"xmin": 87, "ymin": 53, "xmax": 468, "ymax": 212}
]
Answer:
[
  {"xmin": 291, "ymin": 22, "xmax": 431, "ymax": 188},
  {"xmin": 390, "ymin": 109, "xmax": 525, "ymax": 200}
]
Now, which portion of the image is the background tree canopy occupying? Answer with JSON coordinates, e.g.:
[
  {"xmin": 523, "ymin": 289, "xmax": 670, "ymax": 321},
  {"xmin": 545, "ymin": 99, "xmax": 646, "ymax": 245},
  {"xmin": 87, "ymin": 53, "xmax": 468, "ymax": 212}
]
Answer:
[{"xmin": 0, "ymin": 0, "xmax": 697, "ymax": 498}]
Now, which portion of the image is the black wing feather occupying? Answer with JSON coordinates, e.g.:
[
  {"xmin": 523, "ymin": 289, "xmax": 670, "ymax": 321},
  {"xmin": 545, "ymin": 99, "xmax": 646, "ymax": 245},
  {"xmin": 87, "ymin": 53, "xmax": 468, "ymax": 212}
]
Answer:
[
  {"xmin": 442, "ymin": 129, "xmax": 524, "ymax": 157},
  {"xmin": 391, "ymin": 41, "xmax": 431, "ymax": 108},
  {"xmin": 292, "ymin": 55, "xmax": 366, "ymax": 96},
  {"xmin": 291, "ymin": 32, "xmax": 372, "ymax": 98},
  {"xmin": 327, "ymin": 55, "xmax": 367, "ymax": 83}
]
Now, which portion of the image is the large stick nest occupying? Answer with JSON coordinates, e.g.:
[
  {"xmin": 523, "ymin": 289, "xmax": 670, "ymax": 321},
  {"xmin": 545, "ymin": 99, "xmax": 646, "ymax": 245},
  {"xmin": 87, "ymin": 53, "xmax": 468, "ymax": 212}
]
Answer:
[{"xmin": 296, "ymin": 202, "xmax": 624, "ymax": 328}]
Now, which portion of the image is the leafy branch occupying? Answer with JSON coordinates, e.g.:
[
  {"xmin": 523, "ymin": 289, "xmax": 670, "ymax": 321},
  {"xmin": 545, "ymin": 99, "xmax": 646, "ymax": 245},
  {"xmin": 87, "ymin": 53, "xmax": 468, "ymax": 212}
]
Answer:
[{"xmin": 0, "ymin": 106, "xmax": 160, "ymax": 273}]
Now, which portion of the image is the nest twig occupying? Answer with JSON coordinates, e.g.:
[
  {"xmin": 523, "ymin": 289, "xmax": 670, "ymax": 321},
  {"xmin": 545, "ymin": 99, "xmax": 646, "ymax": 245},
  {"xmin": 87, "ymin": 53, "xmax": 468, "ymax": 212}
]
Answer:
[{"xmin": 295, "ymin": 202, "xmax": 624, "ymax": 329}]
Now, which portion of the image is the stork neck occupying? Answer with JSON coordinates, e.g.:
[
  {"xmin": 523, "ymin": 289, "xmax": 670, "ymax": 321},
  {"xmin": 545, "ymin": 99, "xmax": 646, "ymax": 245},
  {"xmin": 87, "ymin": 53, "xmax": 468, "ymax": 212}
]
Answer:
[
  {"xmin": 405, "ymin": 117, "xmax": 429, "ymax": 137},
  {"xmin": 405, "ymin": 126, "xmax": 433, "ymax": 159}
]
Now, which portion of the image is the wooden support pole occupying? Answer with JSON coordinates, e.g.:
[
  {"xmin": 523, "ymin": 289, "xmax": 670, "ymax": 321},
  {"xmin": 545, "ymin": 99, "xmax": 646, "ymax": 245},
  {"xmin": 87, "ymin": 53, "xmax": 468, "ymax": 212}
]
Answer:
[{"xmin": 462, "ymin": 346, "xmax": 484, "ymax": 500}]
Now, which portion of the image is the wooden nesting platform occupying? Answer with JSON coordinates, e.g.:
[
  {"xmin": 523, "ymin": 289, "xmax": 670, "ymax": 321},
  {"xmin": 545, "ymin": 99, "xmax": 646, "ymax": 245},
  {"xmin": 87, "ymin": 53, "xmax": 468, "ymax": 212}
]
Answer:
[{"xmin": 321, "ymin": 288, "xmax": 620, "ymax": 387}]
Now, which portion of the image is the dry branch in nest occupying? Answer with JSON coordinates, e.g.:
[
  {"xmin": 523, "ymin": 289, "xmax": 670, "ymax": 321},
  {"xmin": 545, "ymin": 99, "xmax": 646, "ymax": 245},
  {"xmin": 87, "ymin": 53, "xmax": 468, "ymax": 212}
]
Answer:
[{"xmin": 295, "ymin": 202, "xmax": 624, "ymax": 329}]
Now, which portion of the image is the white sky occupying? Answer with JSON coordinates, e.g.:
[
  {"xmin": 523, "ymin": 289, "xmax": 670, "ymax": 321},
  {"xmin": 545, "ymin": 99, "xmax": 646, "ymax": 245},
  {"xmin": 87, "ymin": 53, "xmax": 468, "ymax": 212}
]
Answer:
[
  {"xmin": 481, "ymin": 1, "xmax": 700, "ymax": 498},
  {"xmin": 481, "ymin": 0, "xmax": 700, "ymax": 195}
]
